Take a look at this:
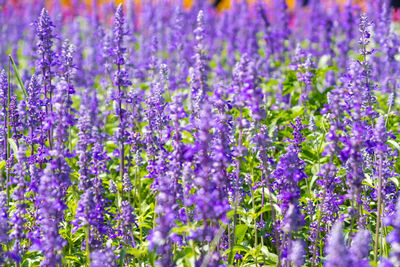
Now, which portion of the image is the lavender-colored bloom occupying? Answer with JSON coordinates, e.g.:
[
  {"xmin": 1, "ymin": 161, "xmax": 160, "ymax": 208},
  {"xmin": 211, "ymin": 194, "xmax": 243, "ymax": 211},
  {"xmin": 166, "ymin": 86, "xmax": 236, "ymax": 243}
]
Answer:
[
  {"xmin": 76, "ymin": 109, "xmax": 92, "ymax": 191},
  {"xmin": 9, "ymin": 145, "xmax": 28, "ymax": 261},
  {"xmin": 109, "ymin": 180, "xmax": 117, "ymax": 194},
  {"xmin": 350, "ymin": 229, "xmax": 371, "ymax": 264},
  {"xmin": 273, "ymin": 117, "xmax": 307, "ymax": 214},
  {"xmin": 112, "ymin": 4, "xmax": 132, "ymax": 187},
  {"xmin": 281, "ymin": 204, "xmax": 303, "ymax": 234},
  {"xmin": 52, "ymin": 79, "xmax": 74, "ymax": 147},
  {"xmin": 325, "ymin": 222, "xmax": 352, "ymax": 267},
  {"xmin": 382, "ymin": 197, "xmax": 400, "ymax": 266},
  {"xmin": 34, "ymin": 165, "xmax": 68, "ymax": 266},
  {"xmin": 337, "ymin": 2, "xmax": 357, "ymax": 69},
  {"xmin": 35, "ymin": 9, "xmax": 55, "ymax": 70},
  {"xmin": 357, "ymin": 15, "xmax": 376, "ymax": 115},
  {"xmin": 33, "ymin": 77, "xmax": 71, "ymax": 266},
  {"xmin": 0, "ymin": 192, "xmax": 9, "ymax": 264},
  {"xmin": 143, "ymin": 66, "xmax": 168, "ymax": 180},
  {"xmin": 232, "ymin": 54, "xmax": 264, "ymax": 120},
  {"xmin": 25, "ymin": 74, "xmax": 45, "ymax": 163},
  {"xmin": 122, "ymin": 173, "xmax": 132, "ymax": 192},
  {"xmin": 117, "ymin": 201, "xmax": 137, "ymax": 247},
  {"xmin": 296, "ymin": 54, "xmax": 315, "ymax": 104},
  {"xmin": 60, "ymin": 40, "xmax": 75, "ymax": 80},
  {"xmin": 34, "ymin": 8, "xmax": 55, "ymax": 114},
  {"xmin": 149, "ymin": 151, "xmax": 176, "ymax": 266},
  {"xmin": 90, "ymin": 177, "xmax": 110, "ymax": 248},
  {"xmin": 9, "ymin": 95, "xmax": 22, "ymax": 145},
  {"xmin": 191, "ymin": 101, "xmax": 229, "ymax": 247},
  {"xmin": 288, "ymin": 239, "xmax": 305, "ymax": 267},
  {"xmin": 0, "ymin": 70, "xmax": 7, "ymax": 161},
  {"xmin": 374, "ymin": 115, "xmax": 388, "ymax": 152},
  {"xmin": 91, "ymin": 244, "xmax": 116, "ymax": 267},
  {"xmin": 271, "ymin": 0, "xmax": 290, "ymax": 59},
  {"xmin": 73, "ymin": 190, "xmax": 96, "ymax": 231},
  {"xmin": 113, "ymin": 4, "xmax": 131, "ymax": 88},
  {"xmin": 190, "ymin": 10, "xmax": 209, "ymax": 115}
]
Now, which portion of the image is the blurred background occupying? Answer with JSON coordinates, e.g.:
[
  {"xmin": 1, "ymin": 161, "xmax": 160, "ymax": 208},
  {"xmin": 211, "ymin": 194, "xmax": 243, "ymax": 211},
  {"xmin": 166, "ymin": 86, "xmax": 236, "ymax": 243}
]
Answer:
[
  {"xmin": 2, "ymin": 0, "xmax": 400, "ymax": 23},
  {"xmin": 1, "ymin": 0, "xmax": 385, "ymax": 11}
]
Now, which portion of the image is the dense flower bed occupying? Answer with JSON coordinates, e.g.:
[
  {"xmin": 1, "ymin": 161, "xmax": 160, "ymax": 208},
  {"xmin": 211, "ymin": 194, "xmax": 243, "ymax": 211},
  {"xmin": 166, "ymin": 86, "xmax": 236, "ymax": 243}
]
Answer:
[{"xmin": 1, "ymin": 0, "xmax": 400, "ymax": 266}]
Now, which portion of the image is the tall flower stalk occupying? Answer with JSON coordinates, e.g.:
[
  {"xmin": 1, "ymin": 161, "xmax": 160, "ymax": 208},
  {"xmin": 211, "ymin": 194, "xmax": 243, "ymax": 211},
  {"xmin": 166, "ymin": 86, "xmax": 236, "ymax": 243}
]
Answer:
[
  {"xmin": 35, "ymin": 8, "xmax": 56, "ymax": 149},
  {"xmin": 112, "ymin": 4, "xmax": 132, "ymax": 203}
]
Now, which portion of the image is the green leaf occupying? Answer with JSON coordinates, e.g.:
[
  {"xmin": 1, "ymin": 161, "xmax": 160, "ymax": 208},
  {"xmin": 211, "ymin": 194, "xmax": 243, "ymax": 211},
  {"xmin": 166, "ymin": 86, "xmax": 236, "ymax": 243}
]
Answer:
[
  {"xmin": 64, "ymin": 256, "xmax": 81, "ymax": 262},
  {"xmin": 22, "ymin": 258, "xmax": 41, "ymax": 267},
  {"xmin": 223, "ymin": 245, "xmax": 250, "ymax": 255},
  {"xmin": 126, "ymin": 247, "xmax": 147, "ymax": 258},
  {"xmin": 260, "ymin": 246, "xmax": 278, "ymax": 263},
  {"xmin": 227, "ymin": 207, "xmax": 247, "ymax": 218},
  {"xmin": 310, "ymin": 175, "xmax": 319, "ymax": 190},
  {"xmin": 119, "ymin": 248, "xmax": 127, "ymax": 267},
  {"xmin": 9, "ymin": 55, "xmax": 27, "ymax": 98},
  {"xmin": 389, "ymin": 177, "xmax": 399, "ymax": 188},
  {"xmin": 255, "ymin": 204, "xmax": 271, "ymax": 218},
  {"xmin": 0, "ymin": 160, "xmax": 5, "ymax": 170},
  {"xmin": 388, "ymin": 140, "xmax": 400, "ymax": 151},
  {"xmin": 8, "ymin": 138, "xmax": 18, "ymax": 155},
  {"xmin": 235, "ymin": 224, "xmax": 248, "ymax": 244},
  {"xmin": 72, "ymin": 232, "xmax": 85, "ymax": 243}
]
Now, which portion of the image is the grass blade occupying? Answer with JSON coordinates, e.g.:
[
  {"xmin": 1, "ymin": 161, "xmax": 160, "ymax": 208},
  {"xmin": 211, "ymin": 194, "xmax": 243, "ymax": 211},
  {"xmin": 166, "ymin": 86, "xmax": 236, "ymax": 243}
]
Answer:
[{"xmin": 9, "ymin": 55, "xmax": 27, "ymax": 98}]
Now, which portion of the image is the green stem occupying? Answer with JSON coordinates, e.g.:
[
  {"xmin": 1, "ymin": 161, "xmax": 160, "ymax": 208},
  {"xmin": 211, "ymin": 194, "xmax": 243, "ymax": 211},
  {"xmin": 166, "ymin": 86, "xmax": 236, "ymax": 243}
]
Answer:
[
  {"xmin": 153, "ymin": 199, "xmax": 157, "ymax": 229},
  {"xmin": 6, "ymin": 58, "xmax": 11, "ymax": 207},
  {"xmin": 348, "ymin": 196, "xmax": 357, "ymax": 245},
  {"xmin": 311, "ymin": 192, "xmax": 326, "ymax": 266},
  {"xmin": 263, "ymin": 170, "xmax": 280, "ymax": 265},
  {"xmin": 374, "ymin": 154, "xmax": 383, "ymax": 263},
  {"xmin": 86, "ymin": 225, "xmax": 91, "ymax": 266},
  {"xmin": 120, "ymin": 141, "xmax": 125, "ymax": 202},
  {"xmin": 182, "ymin": 174, "xmax": 196, "ymax": 263},
  {"xmin": 260, "ymin": 185, "xmax": 266, "ymax": 266},
  {"xmin": 251, "ymin": 187, "xmax": 258, "ymax": 266},
  {"xmin": 229, "ymin": 108, "xmax": 243, "ymax": 264}
]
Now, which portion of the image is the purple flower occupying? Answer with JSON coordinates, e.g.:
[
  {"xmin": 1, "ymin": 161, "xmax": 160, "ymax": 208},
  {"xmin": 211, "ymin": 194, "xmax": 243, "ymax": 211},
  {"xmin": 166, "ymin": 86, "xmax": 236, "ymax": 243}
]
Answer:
[
  {"xmin": 73, "ymin": 190, "xmax": 96, "ymax": 231},
  {"xmin": 113, "ymin": 4, "xmax": 131, "ymax": 89},
  {"xmin": 0, "ymin": 192, "xmax": 9, "ymax": 264},
  {"xmin": 122, "ymin": 173, "xmax": 132, "ymax": 192},
  {"xmin": 382, "ymin": 197, "xmax": 400, "ymax": 265},
  {"xmin": 34, "ymin": 8, "xmax": 56, "ymax": 118},
  {"xmin": 90, "ymin": 244, "xmax": 116, "ymax": 267},
  {"xmin": 232, "ymin": 53, "xmax": 264, "ymax": 120},
  {"xmin": 288, "ymin": 239, "xmax": 305, "ymax": 267},
  {"xmin": 0, "ymin": 70, "xmax": 7, "ymax": 160},
  {"xmin": 190, "ymin": 10, "xmax": 209, "ymax": 115},
  {"xmin": 9, "ymin": 145, "xmax": 28, "ymax": 261},
  {"xmin": 76, "ymin": 108, "xmax": 93, "ymax": 191},
  {"xmin": 116, "ymin": 201, "xmax": 137, "ymax": 247},
  {"xmin": 350, "ymin": 229, "xmax": 371, "ymax": 265},
  {"xmin": 325, "ymin": 222, "xmax": 352, "ymax": 267},
  {"xmin": 273, "ymin": 117, "xmax": 307, "ymax": 213},
  {"xmin": 34, "ymin": 164, "xmax": 68, "ymax": 266}
]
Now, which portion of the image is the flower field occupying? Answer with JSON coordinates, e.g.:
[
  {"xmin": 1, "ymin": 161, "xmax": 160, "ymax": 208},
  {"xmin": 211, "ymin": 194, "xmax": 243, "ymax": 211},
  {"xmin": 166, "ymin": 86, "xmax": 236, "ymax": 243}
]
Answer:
[{"xmin": 1, "ymin": 0, "xmax": 400, "ymax": 266}]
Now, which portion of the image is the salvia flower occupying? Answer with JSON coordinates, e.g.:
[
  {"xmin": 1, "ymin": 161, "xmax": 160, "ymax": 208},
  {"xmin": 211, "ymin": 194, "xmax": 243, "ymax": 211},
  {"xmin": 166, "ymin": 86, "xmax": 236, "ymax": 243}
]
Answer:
[
  {"xmin": 190, "ymin": 10, "xmax": 209, "ymax": 115},
  {"xmin": 34, "ymin": 8, "xmax": 56, "ymax": 116},
  {"xmin": 90, "ymin": 244, "xmax": 116, "ymax": 267},
  {"xmin": 288, "ymin": 239, "xmax": 305, "ymax": 267},
  {"xmin": 325, "ymin": 222, "xmax": 352, "ymax": 267},
  {"xmin": 382, "ymin": 197, "xmax": 400, "ymax": 265},
  {"xmin": 350, "ymin": 229, "xmax": 371, "ymax": 265},
  {"xmin": 0, "ymin": 70, "xmax": 7, "ymax": 160},
  {"xmin": 117, "ymin": 201, "xmax": 137, "ymax": 247}
]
